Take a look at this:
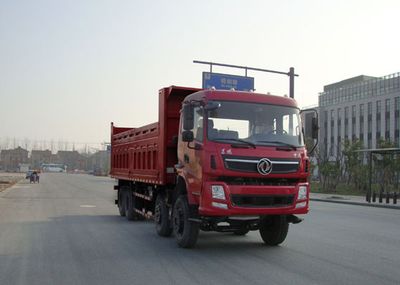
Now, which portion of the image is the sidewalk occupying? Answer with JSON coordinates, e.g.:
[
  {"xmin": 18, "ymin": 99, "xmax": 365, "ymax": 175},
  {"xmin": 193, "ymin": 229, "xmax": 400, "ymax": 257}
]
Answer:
[{"xmin": 310, "ymin": 192, "xmax": 400, "ymax": 210}]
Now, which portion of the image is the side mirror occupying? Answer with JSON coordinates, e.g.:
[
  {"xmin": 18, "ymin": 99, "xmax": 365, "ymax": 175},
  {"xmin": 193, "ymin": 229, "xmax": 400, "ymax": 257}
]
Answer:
[
  {"xmin": 183, "ymin": 104, "xmax": 194, "ymax": 130},
  {"xmin": 300, "ymin": 108, "xmax": 319, "ymax": 155},
  {"xmin": 311, "ymin": 117, "xmax": 319, "ymax": 139},
  {"xmin": 182, "ymin": 130, "xmax": 194, "ymax": 142}
]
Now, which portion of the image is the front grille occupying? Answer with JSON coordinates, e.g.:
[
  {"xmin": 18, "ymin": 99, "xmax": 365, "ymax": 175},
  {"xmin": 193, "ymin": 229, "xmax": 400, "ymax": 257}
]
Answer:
[
  {"xmin": 217, "ymin": 176, "xmax": 298, "ymax": 186},
  {"xmin": 223, "ymin": 155, "xmax": 299, "ymax": 174},
  {"xmin": 231, "ymin": 194, "xmax": 295, "ymax": 208}
]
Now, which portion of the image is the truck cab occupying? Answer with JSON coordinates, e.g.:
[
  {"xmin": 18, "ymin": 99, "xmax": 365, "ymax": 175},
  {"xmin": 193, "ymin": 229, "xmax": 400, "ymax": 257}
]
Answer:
[{"xmin": 170, "ymin": 89, "xmax": 313, "ymax": 246}]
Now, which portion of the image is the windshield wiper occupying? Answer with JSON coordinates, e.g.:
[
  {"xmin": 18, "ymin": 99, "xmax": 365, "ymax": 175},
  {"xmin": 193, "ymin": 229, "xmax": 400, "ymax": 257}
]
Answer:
[
  {"xmin": 255, "ymin": 140, "xmax": 297, "ymax": 150},
  {"xmin": 213, "ymin": 138, "xmax": 256, "ymax": 149}
]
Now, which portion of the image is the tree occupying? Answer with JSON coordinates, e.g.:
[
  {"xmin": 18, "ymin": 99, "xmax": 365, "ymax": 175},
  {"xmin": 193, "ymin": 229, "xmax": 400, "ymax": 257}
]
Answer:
[{"xmin": 341, "ymin": 139, "xmax": 368, "ymax": 192}]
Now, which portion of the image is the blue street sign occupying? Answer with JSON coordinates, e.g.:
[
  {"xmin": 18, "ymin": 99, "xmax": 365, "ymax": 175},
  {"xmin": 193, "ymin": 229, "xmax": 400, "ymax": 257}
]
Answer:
[{"xmin": 202, "ymin": 72, "xmax": 254, "ymax": 91}]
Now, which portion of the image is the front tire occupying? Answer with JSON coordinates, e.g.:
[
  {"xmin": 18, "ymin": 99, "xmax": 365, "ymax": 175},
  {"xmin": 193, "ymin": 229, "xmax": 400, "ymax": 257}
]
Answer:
[
  {"xmin": 259, "ymin": 215, "xmax": 289, "ymax": 246},
  {"xmin": 172, "ymin": 196, "xmax": 199, "ymax": 248},
  {"xmin": 155, "ymin": 194, "xmax": 172, "ymax": 237}
]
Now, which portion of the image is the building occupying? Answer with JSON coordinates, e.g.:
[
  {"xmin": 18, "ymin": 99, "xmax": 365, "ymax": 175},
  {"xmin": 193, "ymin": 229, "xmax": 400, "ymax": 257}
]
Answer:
[
  {"xmin": 30, "ymin": 150, "xmax": 52, "ymax": 169},
  {"xmin": 0, "ymin": 147, "xmax": 29, "ymax": 171},
  {"xmin": 57, "ymin": 151, "xmax": 86, "ymax": 171},
  {"xmin": 318, "ymin": 72, "xmax": 400, "ymax": 157},
  {"xmin": 87, "ymin": 150, "xmax": 110, "ymax": 175}
]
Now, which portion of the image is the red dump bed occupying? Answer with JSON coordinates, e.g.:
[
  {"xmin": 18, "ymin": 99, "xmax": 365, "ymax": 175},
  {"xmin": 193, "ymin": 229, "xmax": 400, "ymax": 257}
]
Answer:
[{"xmin": 110, "ymin": 86, "xmax": 200, "ymax": 185}]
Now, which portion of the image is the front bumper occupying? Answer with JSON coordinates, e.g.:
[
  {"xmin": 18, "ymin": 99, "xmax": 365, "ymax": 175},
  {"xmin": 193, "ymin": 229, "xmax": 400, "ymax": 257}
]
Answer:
[{"xmin": 198, "ymin": 181, "xmax": 309, "ymax": 216}]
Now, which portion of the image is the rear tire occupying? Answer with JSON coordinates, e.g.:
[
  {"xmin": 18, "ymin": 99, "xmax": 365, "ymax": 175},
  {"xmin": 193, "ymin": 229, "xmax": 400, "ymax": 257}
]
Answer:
[
  {"xmin": 259, "ymin": 215, "xmax": 289, "ymax": 246},
  {"xmin": 172, "ymin": 196, "xmax": 199, "ymax": 248},
  {"xmin": 155, "ymin": 194, "xmax": 173, "ymax": 237},
  {"xmin": 118, "ymin": 189, "xmax": 126, "ymax": 217},
  {"xmin": 125, "ymin": 188, "xmax": 140, "ymax": 221}
]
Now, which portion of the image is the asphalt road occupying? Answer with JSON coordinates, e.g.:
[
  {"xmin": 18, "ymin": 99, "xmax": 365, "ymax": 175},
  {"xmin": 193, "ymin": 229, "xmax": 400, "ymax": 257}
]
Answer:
[{"xmin": 0, "ymin": 173, "xmax": 399, "ymax": 285}]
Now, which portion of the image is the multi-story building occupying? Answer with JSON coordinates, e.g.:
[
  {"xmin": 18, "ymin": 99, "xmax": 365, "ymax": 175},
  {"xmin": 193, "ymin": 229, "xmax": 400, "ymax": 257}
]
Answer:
[
  {"xmin": 87, "ymin": 150, "xmax": 110, "ymax": 175},
  {"xmin": 0, "ymin": 147, "xmax": 29, "ymax": 171},
  {"xmin": 30, "ymin": 150, "xmax": 52, "ymax": 169},
  {"xmin": 57, "ymin": 150, "xmax": 86, "ymax": 171},
  {"xmin": 318, "ymin": 72, "xmax": 400, "ymax": 157}
]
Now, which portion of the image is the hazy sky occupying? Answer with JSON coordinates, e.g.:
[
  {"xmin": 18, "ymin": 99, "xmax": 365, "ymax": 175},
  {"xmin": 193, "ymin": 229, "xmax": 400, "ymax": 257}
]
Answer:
[{"xmin": 1, "ymin": 0, "xmax": 399, "ymax": 147}]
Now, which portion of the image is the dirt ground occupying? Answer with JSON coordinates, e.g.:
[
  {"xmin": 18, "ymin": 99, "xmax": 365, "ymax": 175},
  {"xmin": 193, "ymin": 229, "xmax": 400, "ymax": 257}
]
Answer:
[{"xmin": 0, "ymin": 173, "xmax": 25, "ymax": 192}]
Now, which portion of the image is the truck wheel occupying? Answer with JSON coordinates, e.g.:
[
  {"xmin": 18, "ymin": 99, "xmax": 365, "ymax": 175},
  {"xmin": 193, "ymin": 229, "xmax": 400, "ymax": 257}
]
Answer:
[
  {"xmin": 155, "ymin": 194, "xmax": 172, "ymax": 237},
  {"xmin": 259, "ymin": 215, "xmax": 289, "ymax": 246},
  {"xmin": 172, "ymin": 196, "xmax": 199, "ymax": 248},
  {"xmin": 125, "ymin": 189, "xmax": 140, "ymax": 221},
  {"xmin": 118, "ymin": 189, "xmax": 126, "ymax": 217},
  {"xmin": 233, "ymin": 228, "xmax": 250, "ymax": 236}
]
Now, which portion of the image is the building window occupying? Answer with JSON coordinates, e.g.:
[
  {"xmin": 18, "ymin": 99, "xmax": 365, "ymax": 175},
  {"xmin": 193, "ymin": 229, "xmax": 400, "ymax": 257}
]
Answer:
[
  {"xmin": 323, "ymin": 110, "xmax": 328, "ymax": 149},
  {"xmin": 337, "ymin": 108, "xmax": 341, "ymax": 141},
  {"xmin": 386, "ymin": 98, "xmax": 390, "ymax": 114},
  {"xmin": 385, "ymin": 119, "xmax": 390, "ymax": 140},
  {"xmin": 385, "ymin": 99, "xmax": 390, "ymax": 140},
  {"xmin": 395, "ymin": 97, "xmax": 400, "ymax": 146},
  {"xmin": 376, "ymin": 100, "xmax": 381, "ymax": 116},
  {"xmin": 344, "ymin": 106, "xmax": 349, "ymax": 140},
  {"xmin": 359, "ymin": 104, "xmax": 364, "ymax": 140}
]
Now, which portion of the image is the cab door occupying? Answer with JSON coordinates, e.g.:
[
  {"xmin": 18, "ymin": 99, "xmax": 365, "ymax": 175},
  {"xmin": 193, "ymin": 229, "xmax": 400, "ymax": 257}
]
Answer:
[{"xmin": 178, "ymin": 106, "xmax": 204, "ymax": 198}]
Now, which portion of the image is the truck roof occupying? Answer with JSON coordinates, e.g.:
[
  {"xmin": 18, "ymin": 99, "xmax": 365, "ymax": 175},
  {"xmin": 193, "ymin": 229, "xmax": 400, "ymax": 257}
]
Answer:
[{"xmin": 184, "ymin": 89, "xmax": 299, "ymax": 108}]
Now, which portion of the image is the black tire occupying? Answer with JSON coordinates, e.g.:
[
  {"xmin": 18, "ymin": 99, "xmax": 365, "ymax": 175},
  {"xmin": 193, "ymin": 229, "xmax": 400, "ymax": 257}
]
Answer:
[
  {"xmin": 172, "ymin": 196, "xmax": 199, "ymax": 248},
  {"xmin": 259, "ymin": 215, "xmax": 289, "ymax": 246},
  {"xmin": 125, "ymin": 189, "xmax": 140, "ymax": 221},
  {"xmin": 155, "ymin": 194, "xmax": 173, "ymax": 237},
  {"xmin": 233, "ymin": 228, "xmax": 250, "ymax": 236},
  {"xmin": 118, "ymin": 189, "xmax": 126, "ymax": 216}
]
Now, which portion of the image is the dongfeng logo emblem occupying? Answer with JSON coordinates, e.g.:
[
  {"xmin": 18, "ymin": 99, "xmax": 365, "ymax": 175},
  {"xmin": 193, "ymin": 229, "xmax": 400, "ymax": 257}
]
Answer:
[{"xmin": 257, "ymin": 158, "xmax": 272, "ymax": 175}]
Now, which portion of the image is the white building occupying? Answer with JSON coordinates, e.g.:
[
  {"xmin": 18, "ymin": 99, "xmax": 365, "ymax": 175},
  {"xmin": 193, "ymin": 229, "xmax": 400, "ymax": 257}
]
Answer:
[{"xmin": 318, "ymin": 72, "xmax": 400, "ymax": 157}]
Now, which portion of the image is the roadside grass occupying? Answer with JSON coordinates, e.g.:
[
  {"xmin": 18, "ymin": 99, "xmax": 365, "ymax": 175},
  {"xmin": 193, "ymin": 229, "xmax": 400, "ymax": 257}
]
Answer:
[{"xmin": 0, "ymin": 174, "xmax": 25, "ymax": 192}]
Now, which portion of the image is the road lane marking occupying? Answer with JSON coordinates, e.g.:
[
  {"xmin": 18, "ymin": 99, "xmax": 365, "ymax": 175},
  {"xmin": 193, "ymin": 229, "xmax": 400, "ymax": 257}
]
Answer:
[{"xmin": 80, "ymin": 205, "xmax": 96, "ymax": 208}]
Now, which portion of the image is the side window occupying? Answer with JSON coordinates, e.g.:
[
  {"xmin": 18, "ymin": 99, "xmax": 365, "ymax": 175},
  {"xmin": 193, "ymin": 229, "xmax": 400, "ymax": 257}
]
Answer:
[{"xmin": 193, "ymin": 107, "xmax": 204, "ymax": 142}]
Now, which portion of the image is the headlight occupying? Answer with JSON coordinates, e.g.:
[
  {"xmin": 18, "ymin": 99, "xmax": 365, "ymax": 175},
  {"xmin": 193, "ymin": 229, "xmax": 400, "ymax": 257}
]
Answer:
[
  {"xmin": 298, "ymin": 186, "xmax": 308, "ymax": 200},
  {"xmin": 211, "ymin": 185, "xmax": 226, "ymax": 200}
]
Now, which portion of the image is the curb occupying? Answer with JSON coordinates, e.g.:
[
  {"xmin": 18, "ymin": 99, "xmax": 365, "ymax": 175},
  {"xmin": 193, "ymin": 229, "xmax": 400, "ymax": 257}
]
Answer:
[{"xmin": 310, "ymin": 198, "xmax": 400, "ymax": 210}]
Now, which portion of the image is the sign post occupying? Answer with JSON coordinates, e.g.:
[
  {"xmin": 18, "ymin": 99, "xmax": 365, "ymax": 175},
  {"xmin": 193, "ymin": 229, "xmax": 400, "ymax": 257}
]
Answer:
[{"xmin": 194, "ymin": 60, "xmax": 299, "ymax": 98}]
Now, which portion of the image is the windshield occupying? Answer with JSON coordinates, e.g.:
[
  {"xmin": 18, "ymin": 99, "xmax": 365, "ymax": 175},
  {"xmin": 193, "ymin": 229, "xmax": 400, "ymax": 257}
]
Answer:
[{"xmin": 206, "ymin": 100, "xmax": 304, "ymax": 147}]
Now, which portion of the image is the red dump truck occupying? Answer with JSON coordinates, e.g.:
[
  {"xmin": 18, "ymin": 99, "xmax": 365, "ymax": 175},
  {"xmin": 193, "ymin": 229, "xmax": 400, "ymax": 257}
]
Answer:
[{"xmin": 111, "ymin": 76, "xmax": 318, "ymax": 248}]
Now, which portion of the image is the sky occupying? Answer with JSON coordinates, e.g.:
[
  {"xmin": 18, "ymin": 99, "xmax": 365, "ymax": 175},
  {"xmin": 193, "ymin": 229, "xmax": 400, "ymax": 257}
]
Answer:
[{"xmin": 1, "ymin": 0, "xmax": 400, "ymax": 150}]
